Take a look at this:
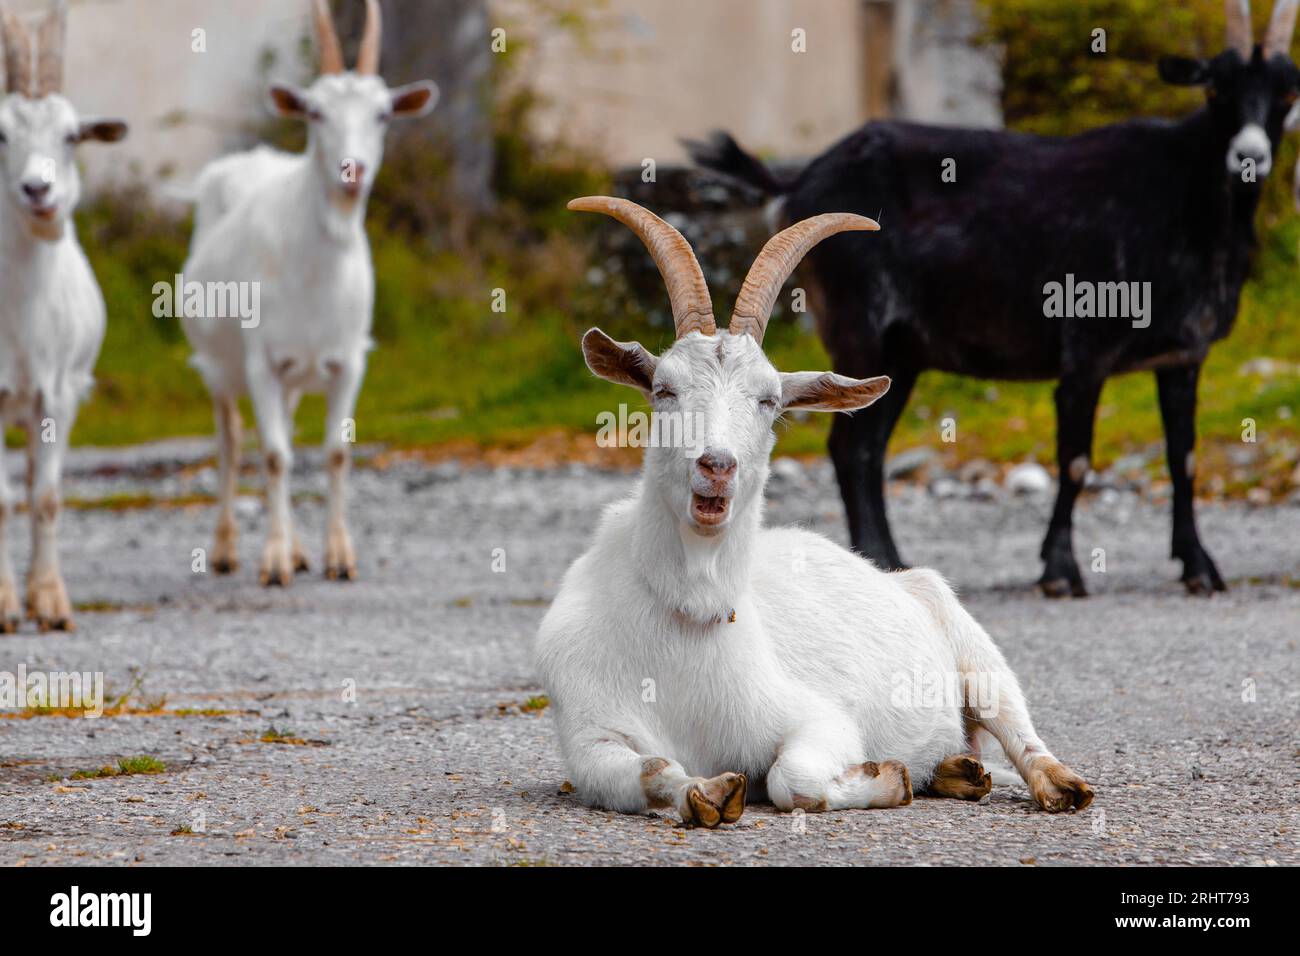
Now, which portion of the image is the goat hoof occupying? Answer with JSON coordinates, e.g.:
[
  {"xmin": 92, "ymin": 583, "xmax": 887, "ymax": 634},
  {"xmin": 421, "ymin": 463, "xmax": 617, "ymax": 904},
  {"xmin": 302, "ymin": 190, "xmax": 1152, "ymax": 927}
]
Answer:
[
  {"xmin": 260, "ymin": 540, "xmax": 295, "ymax": 588},
  {"xmin": 294, "ymin": 555, "xmax": 311, "ymax": 573},
  {"xmin": 1027, "ymin": 757, "xmax": 1094, "ymax": 813},
  {"xmin": 683, "ymin": 772, "xmax": 746, "ymax": 828},
  {"xmin": 325, "ymin": 564, "xmax": 356, "ymax": 582},
  {"xmin": 213, "ymin": 559, "xmax": 238, "ymax": 575},
  {"xmin": 26, "ymin": 575, "xmax": 73, "ymax": 633},
  {"xmin": 0, "ymin": 617, "xmax": 18, "ymax": 635},
  {"xmin": 1038, "ymin": 577, "xmax": 1085, "ymax": 599}
]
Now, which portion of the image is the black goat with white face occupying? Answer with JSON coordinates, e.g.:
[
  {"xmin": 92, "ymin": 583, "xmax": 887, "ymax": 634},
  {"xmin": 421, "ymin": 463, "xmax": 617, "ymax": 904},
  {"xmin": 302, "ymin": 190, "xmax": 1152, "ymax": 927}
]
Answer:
[{"xmin": 688, "ymin": 0, "xmax": 1300, "ymax": 597}]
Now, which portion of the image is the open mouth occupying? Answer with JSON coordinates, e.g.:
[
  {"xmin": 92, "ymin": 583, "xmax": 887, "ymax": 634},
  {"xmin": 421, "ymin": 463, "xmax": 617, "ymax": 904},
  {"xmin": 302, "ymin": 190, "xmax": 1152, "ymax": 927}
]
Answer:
[
  {"xmin": 690, "ymin": 492, "xmax": 731, "ymax": 527},
  {"xmin": 30, "ymin": 204, "xmax": 57, "ymax": 220}
]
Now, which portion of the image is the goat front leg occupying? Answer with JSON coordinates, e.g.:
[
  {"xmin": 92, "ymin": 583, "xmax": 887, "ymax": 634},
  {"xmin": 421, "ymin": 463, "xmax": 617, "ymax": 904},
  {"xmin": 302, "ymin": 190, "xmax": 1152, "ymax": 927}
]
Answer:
[
  {"xmin": 0, "ymin": 438, "xmax": 20, "ymax": 632},
  {"xmin": 571, "ymin": 736, "xmax": 747, "ymax": 828},
  {"xmin": 1039, "ymin": 374, "xmax": 1103, "ymax": 598},
  {"xmin": 765, "ymin": 726, "xmax": 912, "ymax": 812},
  {"xmin": 322, "ymin": 355, "xmax": 365, "ymax": 581},
  {"xmin": 1156, "ymin": 364, "xmax": 1224, "ymax": 594},
  {"xmin": 246, "ymin": 362, "xmax": 295, "ymax": 587},
  {"xmin": 25, "ymin": 404, "xmax": 74, "ymax": 630}
]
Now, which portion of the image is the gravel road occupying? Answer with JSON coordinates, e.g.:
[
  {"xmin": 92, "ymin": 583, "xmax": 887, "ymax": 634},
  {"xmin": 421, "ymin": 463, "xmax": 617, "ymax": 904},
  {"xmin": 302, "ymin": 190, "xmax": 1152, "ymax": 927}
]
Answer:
[{"xmin": 0, "ymin": 440, "xmax": 1295, "ymax": 866}]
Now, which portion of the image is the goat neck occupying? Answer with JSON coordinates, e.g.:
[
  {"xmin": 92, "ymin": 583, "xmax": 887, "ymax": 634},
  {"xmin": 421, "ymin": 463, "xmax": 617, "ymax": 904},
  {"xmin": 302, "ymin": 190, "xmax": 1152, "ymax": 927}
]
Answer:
[{"xmin": 628, "ymin": 470, "xmax": 764, "ymax": 627}]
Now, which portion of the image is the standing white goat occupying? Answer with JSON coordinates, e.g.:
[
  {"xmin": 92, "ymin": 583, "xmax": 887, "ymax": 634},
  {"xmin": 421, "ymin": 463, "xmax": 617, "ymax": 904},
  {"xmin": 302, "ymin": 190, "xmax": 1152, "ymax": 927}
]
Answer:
[
  {"xmin": 180, "ymin": 0, "xmax": 436, "ymax": 585},
  {"xmin": 0, "ymin": 0, "xmax": 126, "ymax": 632},
  {"xmin": 536, "ymin": 197, "xmax": 1094, "ymax": 826}
]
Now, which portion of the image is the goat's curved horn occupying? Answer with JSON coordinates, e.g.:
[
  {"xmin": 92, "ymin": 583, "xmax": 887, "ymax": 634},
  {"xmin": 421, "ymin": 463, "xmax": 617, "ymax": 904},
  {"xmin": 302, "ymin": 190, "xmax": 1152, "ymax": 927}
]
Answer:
[
  {"xmin": 313, "ymin": 0, "xmax": 345, "ymax": 74},
  {"xmin": 1, "ymin": 10, "xmax": 33, "ymax": 97},
  {"xmin": 1226, "ymin": 0, "xmax": 1255, "ymax": 57},
  {"xmin": 1266, "ymin": 0, "xmax": 1299, "ymax": 56},
  {"xmin": 355, "ymin": 0, "xmax": 381, "ymax": 74},
  {"xmin": 35, "ymin": 0, "xmax": 66, "ymax": 97},
  {"xmin": 568, "ymin": 196, "xmax": 716, "ymax": 338},
  {"xmin": 730, "ymin": 213, "xmax": 878, "ymax": 344}
]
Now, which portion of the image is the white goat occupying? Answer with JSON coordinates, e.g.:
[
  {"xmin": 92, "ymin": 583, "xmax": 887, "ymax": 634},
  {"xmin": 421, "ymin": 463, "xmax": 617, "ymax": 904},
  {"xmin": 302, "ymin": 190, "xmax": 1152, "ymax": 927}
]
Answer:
[
  {"xmin": 535, "ymin": 197, "xmax": 1094, "ymax": 826},
  {"xmin": 180, "ymin": 0, "xmax": 436, "ymax": 585},
  {"xmin": 0, "ymin": 0, "xmax": 126, "ymax": 632}
]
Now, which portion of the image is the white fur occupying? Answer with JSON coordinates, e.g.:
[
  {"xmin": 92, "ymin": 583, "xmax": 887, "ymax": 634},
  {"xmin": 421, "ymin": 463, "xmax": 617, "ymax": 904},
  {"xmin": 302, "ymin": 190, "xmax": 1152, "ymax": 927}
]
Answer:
[
  {"xmin": 536, "ymin": 331, "xmax": 1073, "ymax": 821},
  {"xmin": 1227, "ymin": 122, "xmax": 1272, "ymax": 177},
  {"xmin": 180, "ymin": 69, "xmax": 435, "ymax": 583},
  {"xmin": 0, "ymin": 92, "xmax": 122, "ymax": 629}
]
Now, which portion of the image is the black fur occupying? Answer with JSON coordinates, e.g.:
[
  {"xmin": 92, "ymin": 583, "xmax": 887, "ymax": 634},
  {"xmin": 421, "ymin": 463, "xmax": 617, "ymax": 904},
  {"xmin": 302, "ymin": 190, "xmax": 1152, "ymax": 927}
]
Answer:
[{"xmin": 688, "ymin": 46, "xmax": 1300, "ymax": 596}]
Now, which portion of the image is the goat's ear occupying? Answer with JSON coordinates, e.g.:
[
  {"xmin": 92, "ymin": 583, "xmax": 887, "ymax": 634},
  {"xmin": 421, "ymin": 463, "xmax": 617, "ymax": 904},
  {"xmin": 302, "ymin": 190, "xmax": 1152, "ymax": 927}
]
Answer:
[
  {"xmin": 268, "ymin": 83, "xmax": 310, "ymax": 118},
  {"xmin": 389, "ymin": 80, "xmax": 439, "ymax": 119},
  {"xmin": 1158, "ymin": 56, "xmax": 1210, "ymax": 86},
  {"xmin": 781, "ymin": 371, "xmax": 891, "ymax": 412},
  {"xmin": 582, "ymin": 328, "xmax": 657, "ymax": 394},
  {"xmin": 77, "ymin": 119, "xmax": 128, "ymax": 144}
]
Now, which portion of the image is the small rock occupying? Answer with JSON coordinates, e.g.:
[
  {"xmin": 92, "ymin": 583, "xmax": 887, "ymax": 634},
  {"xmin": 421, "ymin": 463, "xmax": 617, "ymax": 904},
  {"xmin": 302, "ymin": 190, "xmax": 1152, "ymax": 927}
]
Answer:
[
  {"xmin": 957, "ymin": 458, "xmax": 997, "ymax": 484},
  {"xmin": 885, "ymin": 447, "xmax": 934, "ymax": 480},
  {"xmin": 1246, "ymin": 487, "xmax": 1271, "ymax": 506},
  {"xmin": 769, "ymin": 457, "xmax": 805, "ymax": 484},
  {"xmin": 1005, "ymin": 462, "xmax": 1052, "ymax": 496},
  {"xmin": 928, "ymin": 478, "xmax": 963, "ymax": 500}
]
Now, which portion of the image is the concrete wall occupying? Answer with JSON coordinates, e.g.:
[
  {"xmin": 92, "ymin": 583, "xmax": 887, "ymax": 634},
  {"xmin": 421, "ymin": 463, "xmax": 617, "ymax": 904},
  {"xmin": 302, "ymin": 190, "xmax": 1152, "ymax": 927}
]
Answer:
[{"xmin": 2, "ymin": 0, "xmax": 1001, "ymax": 196}]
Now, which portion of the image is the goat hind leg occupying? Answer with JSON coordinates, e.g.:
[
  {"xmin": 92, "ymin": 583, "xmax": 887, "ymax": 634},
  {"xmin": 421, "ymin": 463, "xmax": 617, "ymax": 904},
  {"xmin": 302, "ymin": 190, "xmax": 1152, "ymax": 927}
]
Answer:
[{"xmin": 1156, "ymin": 365, "xmax": 1224, "ymax": 594}]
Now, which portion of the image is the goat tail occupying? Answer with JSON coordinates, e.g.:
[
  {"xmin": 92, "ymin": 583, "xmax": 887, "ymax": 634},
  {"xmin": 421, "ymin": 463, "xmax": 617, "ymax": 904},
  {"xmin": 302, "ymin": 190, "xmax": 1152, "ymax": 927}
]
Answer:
[
  {"xmin": 894, "ymin": 568, "xmax": 1052, "ymax": 775},
  {"xmin": 682, "ymin": 130, "xmax": 788, "ymax": 197}
]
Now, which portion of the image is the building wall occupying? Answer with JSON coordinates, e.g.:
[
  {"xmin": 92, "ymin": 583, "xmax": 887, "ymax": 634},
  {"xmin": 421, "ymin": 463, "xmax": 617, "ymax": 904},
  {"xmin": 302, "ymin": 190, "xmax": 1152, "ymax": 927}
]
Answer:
[{"xmin": 2, "ymin": 0, "xmax": 1001, "ymax": 197}]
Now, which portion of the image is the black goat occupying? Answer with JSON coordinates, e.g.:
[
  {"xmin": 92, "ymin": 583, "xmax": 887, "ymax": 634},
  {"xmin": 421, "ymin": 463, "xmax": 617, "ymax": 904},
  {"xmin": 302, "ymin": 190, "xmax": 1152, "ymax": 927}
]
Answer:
[{"xmin": 686, "ymin": 0, "xmax": 1300, "ymax": 596}]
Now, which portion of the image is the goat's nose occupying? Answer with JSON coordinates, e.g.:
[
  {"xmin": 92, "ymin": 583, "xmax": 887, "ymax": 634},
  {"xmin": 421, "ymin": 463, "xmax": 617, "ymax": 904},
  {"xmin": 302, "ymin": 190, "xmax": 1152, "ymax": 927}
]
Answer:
[
  {"xmin": 341, "ymin": 160, "xmax": 366, "ymax": 184},
  {"xmin": 696, "ymin": 449, "xmax": 738, "ymax": 480},
  {"xmin": 21, "ymin": 180, "xmax": 50, "ymax": 201}
]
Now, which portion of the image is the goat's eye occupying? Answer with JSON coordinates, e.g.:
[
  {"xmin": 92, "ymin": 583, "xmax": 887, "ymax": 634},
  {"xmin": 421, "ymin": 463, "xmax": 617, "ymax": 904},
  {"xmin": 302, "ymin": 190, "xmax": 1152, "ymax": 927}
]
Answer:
[
  {"xmin": 306, "ymin": 108, "xmax": 323, "ymax": 122},
  {"xmin": 378, "ymin": 111, "xmax": 392, "ymax": 123},
  {"xmin": 653, "ymin": 387, "xmax": 676, "ymax": 402},
  {"xmin": 759, "ymin": 397, "xmax": 779, "ymax": 412},
  {"xmin": 64, "ymin": 132, "xmax": 78, "ymax": 145}
]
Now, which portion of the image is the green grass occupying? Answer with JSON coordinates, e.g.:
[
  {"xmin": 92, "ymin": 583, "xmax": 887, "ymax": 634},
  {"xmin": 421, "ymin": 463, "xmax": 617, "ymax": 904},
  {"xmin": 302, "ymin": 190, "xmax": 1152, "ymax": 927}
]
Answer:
[
  {"xmin": 44, "ymin": 197, "xmax": 1300, "ymax": 495},
  {"xmin": 69, "ymin": 755, "xmax": 167, "ymax": 779}
]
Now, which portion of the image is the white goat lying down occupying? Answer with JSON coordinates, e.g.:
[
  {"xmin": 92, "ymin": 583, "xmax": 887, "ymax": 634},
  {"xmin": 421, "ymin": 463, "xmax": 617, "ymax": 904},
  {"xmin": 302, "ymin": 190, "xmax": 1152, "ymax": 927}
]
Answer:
[
  {"xmin": 536, "ymin": 197, "xmax": 1094, "ymax": 826},
  {"xmin": 0, "ymin": 0, "xmax": 127, "ymax": 632},
  {"xmin": 181, "ymin": 0, "xmax": 436, "ymax": 585}
]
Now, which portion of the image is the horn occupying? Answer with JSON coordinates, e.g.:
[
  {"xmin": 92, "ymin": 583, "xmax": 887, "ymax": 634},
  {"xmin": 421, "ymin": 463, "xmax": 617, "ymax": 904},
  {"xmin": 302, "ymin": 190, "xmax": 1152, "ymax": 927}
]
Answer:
[
  {"xmin": 1, "ymin": 9, "xmax": 33, "ymax": 97},
  {"xmin": 1265, "ymin": 0, "xmax": 1299, "ymax": 56},
  {"xmin": 568, "ymin": 197, "xmax": 716, "ymax": 338},
  {"xmin": 312, "ymin": 0, "xmax": 344, "ymax": 74},
  {"xmin": 1226, "ymin": 0, "xmax": 1254, "ymax": 57},
  {"xmin": 35, "ymin": 0, "xmax": 65, "ymax": 97},
  {"xmin": 355, "ymin": 0, "xmax": 381, "ymax": 74},
  {"xmin": 730, "ymin": 214, "xmax": 879, "ymax": 344}
]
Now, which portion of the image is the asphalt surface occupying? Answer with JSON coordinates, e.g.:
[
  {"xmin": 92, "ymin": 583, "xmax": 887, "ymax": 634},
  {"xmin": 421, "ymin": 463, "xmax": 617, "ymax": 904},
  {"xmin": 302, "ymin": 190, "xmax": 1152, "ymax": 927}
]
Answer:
[{"xmin": 0, "ymin": 439, "xmax": 1295, "ymax": 866}]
